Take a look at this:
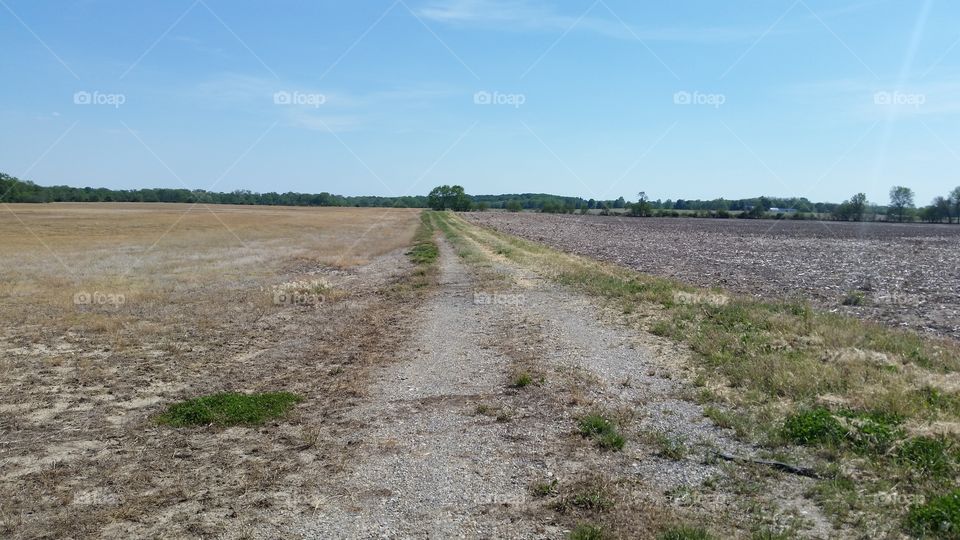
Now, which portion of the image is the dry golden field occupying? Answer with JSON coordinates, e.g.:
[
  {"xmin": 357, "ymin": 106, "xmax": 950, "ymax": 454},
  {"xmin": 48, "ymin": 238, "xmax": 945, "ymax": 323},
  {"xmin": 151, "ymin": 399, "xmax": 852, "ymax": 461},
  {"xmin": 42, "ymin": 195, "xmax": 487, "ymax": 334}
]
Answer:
[{"xmin": 0, "ymin": 203, "xmax": 423, "ymax": 538}]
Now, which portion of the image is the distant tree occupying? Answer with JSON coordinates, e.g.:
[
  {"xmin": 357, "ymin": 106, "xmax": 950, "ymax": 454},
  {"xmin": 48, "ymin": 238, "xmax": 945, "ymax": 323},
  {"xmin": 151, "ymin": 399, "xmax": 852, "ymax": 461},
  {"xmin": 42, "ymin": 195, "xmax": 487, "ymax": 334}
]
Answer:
[
  {"xmin": 834, "ymin": 192, "xmax": 868, "ymax": 221},
  {"xmin": 950, "ymin": 186, "xmax": 960, "ymax": 224},
  {"xmin": 628, "ymin": 191, "xmax": 652, "ymax": 217},
  {"xmin": 932, "ymin": 196, "xmax": 951, "ymax": 223},
  {"xmin": 888, "ymin": 186, "xmax": 915, "ymax": 222},
  {"xmin": 849, "ymin": 192, "xmax": 867, "ymax": 221},
  {"xmin": 427, "ymin": 185, "xmax": 471, "ymax": 211},
  {"xmin": 505, "ymin": 200, "xmax": 523, "ymax": 212},
  {"xmin": 613, "ymin": 196, "xmax": 626, "ymax": 209}
]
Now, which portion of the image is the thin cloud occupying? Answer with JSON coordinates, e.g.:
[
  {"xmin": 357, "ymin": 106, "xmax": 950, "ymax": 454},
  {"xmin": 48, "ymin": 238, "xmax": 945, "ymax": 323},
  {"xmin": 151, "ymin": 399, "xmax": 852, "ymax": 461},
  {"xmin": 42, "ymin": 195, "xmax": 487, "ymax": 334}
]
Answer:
[{"xmin": 417, "ymin": 0, "xmax": 883, "ymax": 43}]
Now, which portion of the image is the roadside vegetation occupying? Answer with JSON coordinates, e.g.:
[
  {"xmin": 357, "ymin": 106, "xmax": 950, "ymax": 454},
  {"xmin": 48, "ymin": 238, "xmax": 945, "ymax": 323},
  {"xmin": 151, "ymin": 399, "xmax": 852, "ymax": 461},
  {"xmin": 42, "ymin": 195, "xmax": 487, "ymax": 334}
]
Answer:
[{"xmin": 433, "ymin": 211, "xmax": 960, "ymax": 537}]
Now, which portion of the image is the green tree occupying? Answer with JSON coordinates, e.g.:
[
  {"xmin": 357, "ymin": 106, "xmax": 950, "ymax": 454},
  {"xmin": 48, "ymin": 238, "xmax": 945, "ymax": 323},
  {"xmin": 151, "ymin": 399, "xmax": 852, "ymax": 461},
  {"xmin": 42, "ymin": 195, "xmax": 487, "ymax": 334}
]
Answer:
[
  {"xmin": 628, "ymin": 191, "xmax": 652, "ymax": 217},
  {"xmin": 888, "ymin": 186, "xmax": 915, "ymax": 222},
  {"xmin": 849, "ymin": 192, "xmax": 867, "ymax": 221},
  {"xmin": 950, "ymin": 186, "xmax": 960, "ymax": 224},
  {"xmin": 427, "ymin": 185, "xmax": 471, "ymax": 211},
  {"xmin": 932, "ymin": 196, "xmax": 951, "ymax": 223}
]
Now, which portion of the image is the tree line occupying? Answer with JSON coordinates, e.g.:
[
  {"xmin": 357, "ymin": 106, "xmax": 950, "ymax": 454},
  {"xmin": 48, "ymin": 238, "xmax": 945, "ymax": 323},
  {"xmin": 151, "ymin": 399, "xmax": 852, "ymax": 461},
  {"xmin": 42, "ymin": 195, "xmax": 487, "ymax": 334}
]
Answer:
[
  {"xmin": 833, "ymin": 186, "xmax": 960, "ymax": 223},
  {"xmin": 4, "ymin": 172, "xmax": 959, "ymax": 224},
  {"xmin": 0, "ymin": 173, "xmax": 427, "ymax": 208}
]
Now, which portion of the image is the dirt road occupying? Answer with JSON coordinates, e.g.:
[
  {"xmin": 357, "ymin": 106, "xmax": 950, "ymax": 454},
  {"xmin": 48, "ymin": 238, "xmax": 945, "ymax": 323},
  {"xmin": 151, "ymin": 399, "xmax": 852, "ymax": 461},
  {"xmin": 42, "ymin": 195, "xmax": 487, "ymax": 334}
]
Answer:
[{"xmin": 297, "ymin": 227, "xmax": 838, "ymax": 538}]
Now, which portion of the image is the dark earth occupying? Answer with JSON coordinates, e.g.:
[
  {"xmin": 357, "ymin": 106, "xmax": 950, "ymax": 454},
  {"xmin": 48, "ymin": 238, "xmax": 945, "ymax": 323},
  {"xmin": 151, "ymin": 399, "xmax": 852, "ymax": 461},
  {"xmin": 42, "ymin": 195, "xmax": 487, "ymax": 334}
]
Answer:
[{"xmin": 465, "ymin": 212, "xmax": 960, "ymax": 342}]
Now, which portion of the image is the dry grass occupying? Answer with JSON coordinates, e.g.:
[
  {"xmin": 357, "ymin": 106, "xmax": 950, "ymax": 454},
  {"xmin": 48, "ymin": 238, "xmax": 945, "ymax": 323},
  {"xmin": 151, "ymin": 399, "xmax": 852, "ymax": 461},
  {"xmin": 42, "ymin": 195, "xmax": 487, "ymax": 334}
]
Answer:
[{"xmin": 0, "ymin": 203, "xmax": 423, "ymax": 538}]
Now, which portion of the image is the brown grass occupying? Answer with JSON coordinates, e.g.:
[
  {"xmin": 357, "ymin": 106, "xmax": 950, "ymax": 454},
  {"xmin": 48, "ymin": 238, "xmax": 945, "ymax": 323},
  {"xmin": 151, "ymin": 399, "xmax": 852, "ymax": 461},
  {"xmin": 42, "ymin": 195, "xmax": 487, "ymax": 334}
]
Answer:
[{"xmin": 0, "ymin": 203, "xmax": 424, "ymax": 538}]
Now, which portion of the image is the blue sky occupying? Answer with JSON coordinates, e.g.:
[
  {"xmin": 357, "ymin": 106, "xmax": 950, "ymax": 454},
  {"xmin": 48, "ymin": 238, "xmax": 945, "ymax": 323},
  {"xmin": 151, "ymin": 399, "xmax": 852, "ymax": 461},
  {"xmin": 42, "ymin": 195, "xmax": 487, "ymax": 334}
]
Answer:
[{"xmin": 2, "ymin": 0, "xmax": 959, "ymax": 204}]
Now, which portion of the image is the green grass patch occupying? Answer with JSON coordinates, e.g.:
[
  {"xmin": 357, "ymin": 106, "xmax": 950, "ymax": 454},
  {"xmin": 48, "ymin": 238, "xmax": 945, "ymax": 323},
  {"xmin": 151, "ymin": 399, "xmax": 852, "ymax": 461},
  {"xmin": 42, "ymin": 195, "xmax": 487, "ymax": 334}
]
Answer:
[
  {"xmin": 407, "ymin": 212, "xmax": 439, "ymax": 266},
  {"xmin": 896, "ymin": 436, "xmax": 956, "ymax": 476},
  {"xmin": 782, "ymin": 408, "xmax": 847, "ymax": 446},
  {"xmin": 157, "ymin": 391, "xmax": 302, "ymax": 427},
  {"xmin": 569, "ymin": 523, "xmax": 606, "ymax": 540},
  {"xmin": 578, "ymin": 413, "xmax": 626, "ymax": 451},
  {"xmin": 905, "ymin": 489, "xmax": 960, "ymax": 538}
]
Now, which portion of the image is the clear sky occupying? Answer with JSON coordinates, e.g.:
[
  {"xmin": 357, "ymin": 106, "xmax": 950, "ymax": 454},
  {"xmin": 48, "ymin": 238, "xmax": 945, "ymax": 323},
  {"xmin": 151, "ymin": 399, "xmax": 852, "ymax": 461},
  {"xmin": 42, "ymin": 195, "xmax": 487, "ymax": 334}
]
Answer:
[{"xmin": 2, "ymin": 0, "xmax": 959, "ymax": 204}]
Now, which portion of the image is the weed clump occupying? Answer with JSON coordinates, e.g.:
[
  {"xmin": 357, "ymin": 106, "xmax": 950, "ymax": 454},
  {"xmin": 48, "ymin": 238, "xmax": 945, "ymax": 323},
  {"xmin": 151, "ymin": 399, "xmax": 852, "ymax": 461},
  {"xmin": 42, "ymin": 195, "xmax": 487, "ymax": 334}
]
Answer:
[
  {"xmin": 513, "ymin": 372, "xmax": 533, "ymax": 388},
  {"xmin": 896, "ymin": 436, "xmax": 956, "ymax": 476},
  {"xmin": 782, "ymin": 408, "xmax": 847, "ymax": 445},
  {"xmin": 579, "ymin": 413, "xmax": 626, "ymax": 451}
]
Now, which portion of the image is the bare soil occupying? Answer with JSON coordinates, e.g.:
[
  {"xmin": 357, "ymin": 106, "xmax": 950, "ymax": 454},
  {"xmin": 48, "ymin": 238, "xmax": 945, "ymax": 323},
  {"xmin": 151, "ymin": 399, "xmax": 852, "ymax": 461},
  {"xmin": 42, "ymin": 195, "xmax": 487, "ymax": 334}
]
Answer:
[{"xmin": 464, "ymin": 213, "xmax": 960, "ymax": 341}]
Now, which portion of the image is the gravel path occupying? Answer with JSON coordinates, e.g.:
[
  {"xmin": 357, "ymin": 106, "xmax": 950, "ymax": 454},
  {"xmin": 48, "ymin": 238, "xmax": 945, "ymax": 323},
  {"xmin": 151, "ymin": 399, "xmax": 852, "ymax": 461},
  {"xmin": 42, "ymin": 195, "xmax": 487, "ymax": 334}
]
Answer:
[
  {"xmin": 297, "ymin": 235, "xmax": 839, "ymax": 538},
  {"xmin": 302, "ymin": 240, "xmax": 549, "ymax": 538}
]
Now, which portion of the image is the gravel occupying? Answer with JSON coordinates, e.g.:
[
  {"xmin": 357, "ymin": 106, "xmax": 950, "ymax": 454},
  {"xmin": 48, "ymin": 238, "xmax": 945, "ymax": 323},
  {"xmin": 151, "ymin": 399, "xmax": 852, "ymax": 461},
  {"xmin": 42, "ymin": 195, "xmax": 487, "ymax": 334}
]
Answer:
[{"xmin": 298, "ymin": 236, "xmax": 836, "ymax": 538}]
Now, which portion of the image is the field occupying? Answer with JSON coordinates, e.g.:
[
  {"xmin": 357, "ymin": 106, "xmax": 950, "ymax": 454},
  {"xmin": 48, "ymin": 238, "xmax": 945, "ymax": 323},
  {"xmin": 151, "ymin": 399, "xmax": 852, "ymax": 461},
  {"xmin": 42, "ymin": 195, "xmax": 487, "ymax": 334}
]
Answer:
[
  {"xmin": 2, "ymin": 205, "xmax": 959, "ymax": 539},
  {"xmin": 465, "ymin": 213, "xmax": 960, "ymax": 340},
  {"xmin": 0, "ymin": 203, "xmax": 423, "ymax": 537}
]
